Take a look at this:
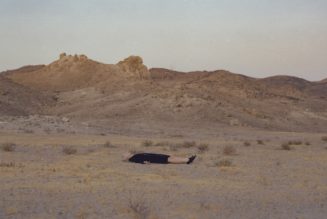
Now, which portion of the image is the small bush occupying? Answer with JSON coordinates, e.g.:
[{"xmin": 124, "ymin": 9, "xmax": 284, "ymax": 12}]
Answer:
[
  {"xmin": 62, "ymin": 146, "xmax": 77, "ymax": 155},
  {"xmin": 1, "ymin": 143, "xmax": 16, "ymax": 152},
  {"xmin": 257, "ymin": 140, "xmax": 264, "ymax": 145},
  {"xmin": 0, "ymin": 162, "xmax": 15, "ymax": 167},
  {"xmin": 169, "ymin": 144, "xmax": 179, "ymax": 152},
  {"xmin": 243, "ymin": 141, "xmax": 251, "ymax": 147},
  {"xmin": 215, "ymin": 159, "xmax": 232, "ymax": 167},
  {"xmin": 197, "ymin": 144, "xmax": 209, "ymax": 153},
  {"xmin": 281, "ymin": 143, "xmax": 292, "ymax": 150},
  {"xmin": 305, "ymin": 141, "xmax": 311, "ymax": 145},
  {"xmin": 154, "ymin": 141, "xmax": 169, "ymax": 147},
  {"xmin": 288, "ymin": 140, "xmax": 302, "ymax": 145},
  {"xmin": 223, "ymin": 146, "xmax": 236, "ymax": 155},
  {"xmin": 322, "ymin": 136, "xmax": 327, "ymax": 142},
  {"xmin": 141, "ymin": 140, "xmax": 153, "ymax": 147},
  {"xmin": 103, "ymin": 141, "xmax": 115, "ymax": 148},
  {"xmin": 182, "ymin": 141, "xmax": 197, "ymax": 148},
  {"xmin": 128, "ymin": 199, "xmax": 150, "ymax": 219}
]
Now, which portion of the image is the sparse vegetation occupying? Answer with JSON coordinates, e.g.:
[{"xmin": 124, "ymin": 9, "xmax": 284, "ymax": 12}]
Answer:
[
  {"xmin": 24, "ymin": 129, "xmax": 34, "ymax": 134},
  {"xmin": 305, "ymin": 141, "xmax": 311, "ymax": 145},
  {"xmin": 128, "ymin": 199, "xmax": 150, "ymax": 219},
  {"xmin": 281, "ymin": 143, "xmax": 292, "ymax": 151},
  {"xmin": 243, "ymin": 141, "xmax": 251, "ymax": 147},
  {"xmin": 62, "ymin": 146, "xmax": 77, "ymax": 155},
  {"xmin": 223, "ymin": 145, "xmax": 236, "ymax": 155},
  {"xmin": 1, "ymin": 142, "xmax": 16, "ymax": 152},
  {"xmin": 169, "ymin": 144, "xmax": 179, "ymax": 151},
  {"xmin": 182, "ymin": 141, "xmax": 196, "ymax": 148},
  {"xmin": 197, "ymin": 143, "xmax": 209, "ymax": 153},
  {"xmin": 141, "ymin": 140, "xmax": 153, "ymax": 147},
  {"xmin": 154, "ymin": 141, "xmax": 169, "ymax": 147},
  {"xmin": 215, "ymin": 159, "xmax": 232, "ymax": 167},
  {"xmin": 0, "ymin": 162, "xmax": 15, "ymax": 167},
  {"xmin": 288, "ymin": 140, "xmax": 302, "ymax": 145},
  {"xmin": 322, "ymin": 136, "xmax": 327, "ymax": 142},
  {"xmin": 257, "ymin": 140, "xmax": 264, "ymax": 145},
  {"xmin": 103, "ymin": 141, "xmax": 115, "ymax": 148}
]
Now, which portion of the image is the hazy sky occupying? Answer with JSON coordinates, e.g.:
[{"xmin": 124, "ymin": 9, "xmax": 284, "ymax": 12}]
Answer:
[{"xmin": 1, "ymin": 0, "xmax": 326, "ymax": 80}]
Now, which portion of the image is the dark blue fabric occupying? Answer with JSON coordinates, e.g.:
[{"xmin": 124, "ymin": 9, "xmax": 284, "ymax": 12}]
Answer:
[{"xmin": 129, "ymin": 153, "xmax": 170, "ymax": 164}]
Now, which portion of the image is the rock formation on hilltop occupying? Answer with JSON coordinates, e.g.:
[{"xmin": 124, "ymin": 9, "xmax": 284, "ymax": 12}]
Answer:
[
  {"xmin": 117, "ymin": 56, "xmax": 150, "ymax": 79},
  {"xmin": 5, "ymin": 53, "xmax": 151, "ymax": 92},
  {"xmin": 1, "ymin": 54, "xmax": 327, "ymax": 132}
]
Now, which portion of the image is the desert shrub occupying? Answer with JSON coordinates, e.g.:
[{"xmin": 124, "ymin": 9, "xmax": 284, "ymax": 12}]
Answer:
[
  {"xmin": 141, "ymin": 140, "xmax": 153, "ymax": 147},
  {"xmin": 288, "ymin": 140, "xmax": 302, "ymax": 145},
  {"xmin": 243, "ymin": 141, "xmax": 251, "ymax": 147},
  {"xmin": 169, "ymin": 144, "xmax": 179, "ymax": 152},
  {"xmin": 103, "ymin": 141, "xmax": 115, "ymax": 148},
  {"xmin": 223, "ymin": 146, "xmax": 236, "ymax": 155},
  {"xmin": 24, "ymin": 129, "xmax": 34, "ymax": 134},
  {"xmin": 281, "ymin": 143, "xmax": 292, "ymax": 150},
  {"xmin": 305, "ymin": 141, "xmax": 311, "ymax": 145},
  {"xmin": 62, "ymin": 146, "xmax": 77, "ymax": 155},
  {"xmin": 1, "ymin": 142, "xmax": 16, "ymax": 152},
  {"xmin": 182, "ymin": 141, "xmax": 197, "ymax": 148},
  {"xmin": 197, "ymin": 143, "xmax": 209, "ymax": 153},
  {"xmin": 257, "ymin": 140, "xmax": 264, "ymax": 145},
  {"xmin": 215, "ymin": 159, "xmax": 232, "ymax": 167},
  {"xmin": 43, "ymin": 128, "xmax": 51, "ymax": 134},
  {"xmin": 154, "ymin": 141, "xmax": 169, "ymax": 147},
  {"xmin": 322, "ymin": 136, "xmax": 327, "ymax": 142},
  {"xmin": 56, "ymin": 128, "xmax": 65, "ymax": 133},
  {"xmin": 0, "ymin": 162, "xmax": 15, "ymax": 167},
  {"xmin": 128, "ymin": 199, "xmax": 150, "ymax": 219}
]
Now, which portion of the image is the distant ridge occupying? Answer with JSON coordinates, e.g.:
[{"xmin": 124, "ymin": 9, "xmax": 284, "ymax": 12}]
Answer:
[{"xmin": 1, "ymin": 53, "xmax": 327, "ymax": 132}]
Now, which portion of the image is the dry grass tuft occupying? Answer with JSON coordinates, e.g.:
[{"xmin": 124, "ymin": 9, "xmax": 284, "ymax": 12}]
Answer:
[
  {"xmin": 154, "ymin": 141, "xmax": 169, "ymax": 147},
  {"xmin": 288, "ymin": 140, "xmax": 302, "ymax": 145},
  {"xmin": 0, "ymin": 162, "xmax": 15, "ymax": 167},
  {"xmin": 169, "ymin": 144, "xmax": 179, "ymax": 152},
  {"xmin": 257, "ymin": 140, "xmax": 264, "ymax": 145},
  {"xmin": 305, "ymin": 141, "xmax": 311, "ymax": 145},
  {"xmin": 223, "ymin": 146, "xmax": 236, "ymax": 155},
  {"xmin": 128, "ymin": 199, "xmax": 150, "ymax": 219},
  {"xmin": 197, "ymin": 143, "xmax": 209, "ymax": 153},
  {"xmin": 141, "ymin": 140, "xmax": 153, "ymax": 147},
  {"xmin": 281, "ymin": 143, "xmax": 292, "ymax": 151},
  {"xmin": 103, "ymin": 141, "xmax": 116, "ymax": 148},
  {"xmin": 1, "ymin": 142, "xmax": 16, "ymax": 152},
  {"xmin": 322, "ymin": 136, "xmax": 327, "ymax": 142},
  {"xmin": 62, "ymin": 146, "xmax": 77, "ymax": 155},
  {"xmin": 243, "ymin": 141, "xmax": 251, "ymax": 147},
  {"xmin": 182, "ymin": 141, "xmax": 197, "ymax": 148},
  {"xmin": 215, "ymin": 159, "xmax": 232, "ymax": 167}
]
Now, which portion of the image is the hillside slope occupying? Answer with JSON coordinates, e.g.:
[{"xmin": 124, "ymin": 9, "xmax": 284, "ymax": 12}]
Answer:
[
  {"xmin": 2, "ymin": 54, "xmax": 327, "ymax": 132},
  {"xmin": 0, "ymin": 76, "xmax": 54, "ymax": 116}
]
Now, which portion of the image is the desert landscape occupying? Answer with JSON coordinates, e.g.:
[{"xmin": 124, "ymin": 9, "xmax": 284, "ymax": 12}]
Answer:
[{"xmin": 0, "ymin": 54, "xmax": 327, "ymax": 218}]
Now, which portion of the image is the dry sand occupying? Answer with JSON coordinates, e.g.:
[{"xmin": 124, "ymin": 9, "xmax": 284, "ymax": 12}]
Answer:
[{"xmin": 1, "ymin": 129, "xmax": 327, "ymax": 219}]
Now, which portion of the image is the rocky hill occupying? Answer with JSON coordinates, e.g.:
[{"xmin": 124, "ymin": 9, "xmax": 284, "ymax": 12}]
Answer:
[
  {"xmin": 0, "ymin": 75, "xmax": 54, "ymax": 116},
  {"xmin": 1, "ymin": 54, "xmax": 327, "ymax": 132}
]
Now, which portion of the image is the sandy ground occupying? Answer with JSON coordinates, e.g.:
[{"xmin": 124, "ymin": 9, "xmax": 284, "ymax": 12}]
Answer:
[{"xmin": 1, "ymin": 130, "xmax": 327, "ymax": 219}]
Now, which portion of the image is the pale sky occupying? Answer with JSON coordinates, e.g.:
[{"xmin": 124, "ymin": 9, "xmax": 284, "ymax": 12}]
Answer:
[{"xmin": 0, "ymin": 0, "xmax": 326, "ymax": 80}]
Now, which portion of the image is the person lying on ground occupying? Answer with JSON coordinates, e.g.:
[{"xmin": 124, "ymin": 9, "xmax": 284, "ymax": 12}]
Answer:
[{"xmin": 122, "ymin": 152, "xmax": 196, "ymax": 164}]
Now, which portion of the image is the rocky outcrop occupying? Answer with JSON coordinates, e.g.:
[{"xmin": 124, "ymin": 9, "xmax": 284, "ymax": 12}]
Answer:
[{"xmin": 117, "ymin": 56, "xmax": 150, "ymax": 79}]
